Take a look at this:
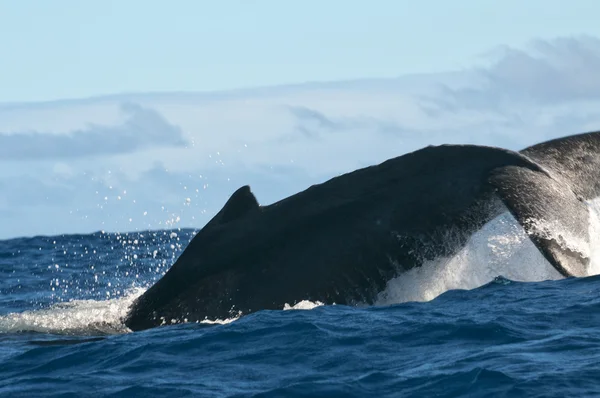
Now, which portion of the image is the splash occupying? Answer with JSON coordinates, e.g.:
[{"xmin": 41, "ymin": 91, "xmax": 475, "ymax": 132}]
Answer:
[
  {"xmin": 160, "ymin": 312, "xmax": 242, "ymax": 326},
  {"xmin": 199, "ymin": 317, "xmax": 240, "ymax": 325},
  {"xmin": 160, "ymin": 301, "xmax": 326, "ymax": 326},
  {"xmin": 521, "ymin": 217, "xmax": 589, "ymax": 261},
  {"xmin": 376, "ymin": 195, "xmax": 600, "ymax": 305},
  {"xmin": 586, "ymin": 198, "xmax": 600, "ymax": 276},
  {"xmin": 376, "ymin": 211, "xmax": 563, "ymax": 305},
  {"xmin": 0, "ymin": 288, "xmax": 146, "ymax": 335},
  {"xmin": 283, "ymin": 300, "xmax": 325, "ymax": 311}
]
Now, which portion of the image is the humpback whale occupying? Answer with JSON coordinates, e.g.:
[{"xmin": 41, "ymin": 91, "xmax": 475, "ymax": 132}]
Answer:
[{"xmin": 124, "ymin": 131, "xmax": 600, "ymax": 331}]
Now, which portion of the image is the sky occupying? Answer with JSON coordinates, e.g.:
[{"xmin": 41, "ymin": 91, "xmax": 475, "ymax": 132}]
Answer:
[
  {"xmin": 2, "ymin": 0, "xmax": 600, "ymax": 102},
  {"xmin": 2, "ymin": 2, "xmax": 600, "ymax": 239}
]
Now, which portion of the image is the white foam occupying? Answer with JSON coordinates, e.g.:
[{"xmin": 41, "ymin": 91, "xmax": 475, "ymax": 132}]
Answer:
[
  {"xmin": 522, "ymin": 216, "xmax": 589, "ymax": 261},
  {"xmin": 162, "ymin": 312, "xmax": 242, "ymax": 326},
  {"xmin": 376, "ymin": 211, "xmax": 563, "ymax": 305},
  {"xmin": 376, "ymin": 197, "xmax": 600, "ymax": 305},
  {"xmin": 163, "ymin": 300, "xmax": 326, "ymax": 326},
  {"xmin": 586, "ymin": 198, "xmax": 600, "ymax": 276},
  {"xmin": 283, "ymin": 300, "xmax": 325, "ymax": 311},
  {"xmin": 199, "ymin": 317, "xmax": 240, "ymax": 325},
  {"xmin": 0, "ymin": 288, "xmax": 146, "ymax": 335}
]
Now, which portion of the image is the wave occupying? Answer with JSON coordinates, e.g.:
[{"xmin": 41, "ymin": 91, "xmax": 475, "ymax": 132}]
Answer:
[
  {"xmin": 0, "ymin": 288, "xmax": 145, "ymax": 335},
  {"xmin": 2, "ymin": 198, "xmax": 600, "ymax": 336}
]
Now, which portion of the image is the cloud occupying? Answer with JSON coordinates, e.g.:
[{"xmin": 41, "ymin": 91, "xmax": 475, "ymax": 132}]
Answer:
[
  {"xmin": 287, "ymin": 105, "xmax": 408, "ymax": 139},
  {"xmin": 5, "ymin": 35, "xmax": 600, "ymax": 239},
  {"xmin": 287, "ymin": 106, "xmax": 341, "ymax": 137},
  {"xmin": 0, "ymin": 102, "xmax": 188, "ymax": 161},
  {"xmin": 422, "ymin": 36, "xmax": 600, "ymax": 112}
]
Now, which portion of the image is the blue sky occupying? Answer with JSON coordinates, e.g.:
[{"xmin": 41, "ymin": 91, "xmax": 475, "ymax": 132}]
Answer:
[
  {"xmin": 2, "ymin": 0, "xmax": 600, "ymax": 101},
  {"xmin": 2, "ymin": 2, "xmax": 600, "ymax": 239}
]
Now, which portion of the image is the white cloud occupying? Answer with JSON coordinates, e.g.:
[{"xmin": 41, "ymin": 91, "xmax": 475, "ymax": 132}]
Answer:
[
  {"xmin": 426, "ymin": 36, "xmax": 600, "ymax": 110},
  {"xmin": 0, "ymin": 103, "xmax": 187, "ymax": 160},
  {"xmin": 2, "ymin": 36, "xmax": 600, "ymax": 239}
]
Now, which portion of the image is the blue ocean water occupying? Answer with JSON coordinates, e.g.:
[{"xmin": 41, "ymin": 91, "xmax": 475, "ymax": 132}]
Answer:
[{"xmin": 2, "ymin": 227, "xmax": 600, "ymax": 397}]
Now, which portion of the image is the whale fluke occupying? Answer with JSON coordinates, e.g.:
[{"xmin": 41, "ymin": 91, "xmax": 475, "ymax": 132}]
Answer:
[
  {"xmin": 490, "ymin": 165, "xmax": 590, "ymax": 277},
  {"xmin": 490, "ymin": 131, "xmax": 600, "ymax": 277},
  {"xmin": 521, "ymin": 131, "xmax": 600, "ymax": 201},
  {"xmin": 124, "ymin": 130, "xmax": 600, "ymax": 331}
]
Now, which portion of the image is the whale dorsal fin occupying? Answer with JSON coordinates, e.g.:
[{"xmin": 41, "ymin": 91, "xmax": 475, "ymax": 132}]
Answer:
[
  {"xmin": 201, "ymin": 185, "xmax": 260, "ymax": 230},
  {"xmin": 219, "ymin": 185, "xmax": 260, "ymax": 224}
]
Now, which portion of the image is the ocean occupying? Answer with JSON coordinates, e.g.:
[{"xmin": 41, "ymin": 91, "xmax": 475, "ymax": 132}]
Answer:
[{"xmin": 2, "ymin": 213, "xmax": 600, "ymax": 397}]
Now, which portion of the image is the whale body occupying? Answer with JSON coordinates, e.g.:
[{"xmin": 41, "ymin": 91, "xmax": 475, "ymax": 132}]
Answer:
[{"xmin": 124, "ymin": 131, "xmax": 600, "ymax": 331}]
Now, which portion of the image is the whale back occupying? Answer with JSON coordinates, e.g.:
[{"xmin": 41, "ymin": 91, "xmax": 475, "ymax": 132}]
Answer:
[
  {"xmin": 124, "ymin": 131, "xmax": 600, "ymax": 331},
  {"xmin": 125, "ymin": 144, "xmax": 549, "ymax": 330}
]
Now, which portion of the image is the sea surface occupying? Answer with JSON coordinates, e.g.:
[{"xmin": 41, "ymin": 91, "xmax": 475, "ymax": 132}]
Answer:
[{"xmin": 2, "ymin": 218, "xmax": 600, "ymax": 397}]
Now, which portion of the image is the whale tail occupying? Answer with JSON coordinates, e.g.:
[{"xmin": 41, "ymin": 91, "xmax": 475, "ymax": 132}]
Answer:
[
  {"xmin": 490, "ymin": 165, "xmax": 590, "ymax": 277},
  {"xmin": 491, "ymin": 131, "xmax": 600, "ymax": 277}
]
